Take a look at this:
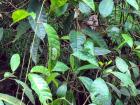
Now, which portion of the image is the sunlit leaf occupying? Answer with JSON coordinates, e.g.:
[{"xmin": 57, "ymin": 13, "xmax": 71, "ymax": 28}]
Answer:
[
  {"xmin": 122, "ymin": 34, "xmax": 133, "ymax": 48},
  {"xmin": 79, "ymin": 77, "xmax": 111, "ymax": 105},
  {"xmin": 10, "ymin": 54, "xmax": 20, "ymax": 72},
  {"xmin": 12, "ymin": 10, "xmax": 30, "ymax": 23},
  {"xmin": 115, "ymin": 57, "xmax": 131, "ymax": 77},
  {"xmin": 43, "ymin": 24, "xmax": 60, "ymax": 70},
  {"xmin": 28, "ymin": 73, "xmax": 52, "ymax": 105},
  {"xmin": 99, "ymin": 0, "xmax": 114, "ymax": 17},
  {"xmin": 31, "ymin": 65, "xmax": 50, "ymax": 76},
  {"xmin": 53, "ymin": 61, "xmax": 69, "ymax": 73},
  {"xmin": 126, "ymin": 0, "xmax": 139, "ymax": 10}
]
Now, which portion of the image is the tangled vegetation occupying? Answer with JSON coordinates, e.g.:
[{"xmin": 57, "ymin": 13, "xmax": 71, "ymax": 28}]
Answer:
[{"xmin": 0, "ymin": 0, "xmax": 140, "ymax": 105}]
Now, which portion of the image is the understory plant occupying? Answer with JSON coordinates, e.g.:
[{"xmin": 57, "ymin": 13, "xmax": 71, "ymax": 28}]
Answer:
[{"xmin": 0, "ymin": 0, "xmax": 140, "ymax": 105}]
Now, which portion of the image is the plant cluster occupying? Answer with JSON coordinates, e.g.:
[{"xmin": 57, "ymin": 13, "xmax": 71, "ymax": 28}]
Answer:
[{"xmin": 0, "ymin": 0, "xmax": 140, "ymax": 105}]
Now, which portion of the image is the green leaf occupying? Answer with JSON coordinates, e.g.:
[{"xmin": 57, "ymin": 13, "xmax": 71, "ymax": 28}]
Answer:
[
  {"xmin": 53, "ymin": 61, "xmax": 69, "ymax": 73},
  {"xmin": 112, "ymin": 72, "xmax": 137, "ymax": 96},
  {"xmin": 56, "ymin": 83, "xmax": 67, "ymax": 97},
  {"xmin": 115, "ymin": 99, "xmax": 124, "ymax": 105},
  {"xmin": 15, "ymin": 21, "xmax": 30, "ymax": 41},
  {"xmin": 0, "ymin": 93, "xmax": 25, "ymax": 105},
  {"xmin": 79, "ymin": 77, "xmax": 111, "ymax": 105},
  {"xmin": 12, "ymin": 9, "xmax": 30, "ymax": 23},
  {"xmin": 94, "ymin": 47, "xmax": 111, "ymax": 55},
  {"xmin": 30, "ymin": 36, "xmax": 40, "ymax": 64},
  {"xmin": 79, "ymin": 76, "xmax": 94, "ymax": 92},
  {"xmin": 28, "ymin": 0, "xmax": 47, "ymax": 40},
  {"xmin": 46, "ymin": 72, "xmax": 59, "ymax": 87},
  {"xmin": 10, "ymin": 54, "xmax": 20, "ymax": 72},
  {"xmin": 0, "ymin": 27, "xmax": 3, "ymax": 41},
  {"xmin": 82, "ymin": 0, "xmax": 95, "ymax": 11},
  {"xmin": 55, "ymin": 3, "xmax": 68, "ymax": 17},
  {"xmin": 122, "ymin": 34, "xmax": 133, "ymax": 48},
  {"xmin": 126, "ymin": 0, "xmax": 139, "ymax": 10},
  {"xmin": 69, "ymin": 30, "xmax": 86, "ymax": 52},
  {"xmin": 50, "ymin": 98, "xmax": 71, "ymax": 105},
  {"xmin": 99, "ymin": 0, "xmax": 114, "ymax": 17},
  {"xmin": 82, "ymin": 28, "xmax": 108, "ymax": 48},
  {"xmin": 79, "ymin": 2, "xmax": 91, "ymax": 15},
  {"xmin": 129, "ymin": 61, "xmax": 139, "ymax": 78},
  {"xmin": 115, "ymin": 57, "xmax": 131, "ymax": 77},
  {"xmin": 50, "ymin": 0, "xmax": 67, "ymax": 12},
  {"xmin": 4, "ymin": 72, "xmax": 15, "ymax": 78},
  {"xmin": 31, "ymin": 66, "xmax": 50, "ymax": 76},
  {"xmin": 14, "ymin": 79, "xmax": 35, "ymax": 105},
  {"xmin": 72, "ymin": 40, "xmax": 98, "ymax": 67},
  {"xmin": 28, "ymin": 73, "xmax": 52, "ymax": 105},
  {"xmin": 107, "ymin": 82, "xmax": 121, "ymax": 98},
  {"xmin": 43, "ymin": 24, "xmax": 60, "ymax": 70},
  {"xmin": 77, "ymin": 64, "xmax": 99, "ymax": 72},
  {"xmin": 0, "ymin": 100, "xmax": 4, "ymax": 105}
]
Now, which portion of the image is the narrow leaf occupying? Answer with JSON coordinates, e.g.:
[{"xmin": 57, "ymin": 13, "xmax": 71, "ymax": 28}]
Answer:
[{"xmin": 0, "ymin": 93, "xmax": 25, "ymax": 105}]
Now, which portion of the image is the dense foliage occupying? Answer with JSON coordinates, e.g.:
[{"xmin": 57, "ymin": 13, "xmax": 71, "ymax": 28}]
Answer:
[{"xmin": 0, "ymin": 0, "xmax": 140, "ymax": 105}]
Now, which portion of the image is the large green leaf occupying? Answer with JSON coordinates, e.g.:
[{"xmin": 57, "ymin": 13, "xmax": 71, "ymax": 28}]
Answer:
[
  {"xmin": 82, "ymin": 0, "xmax": 95, "ymax": 11},
  {"xmin": 14, "ymin": 79, "xmax": 35, "ymax": 105},
  {"xmin": 69, "ymin": 30, "xmax": 86, "ymax": 52},
  {"xmin": 12, "ymin": 9, "xmax": 30, "ymax": 23},
  {"xmin": 28, "ymin": 0, "xmax": 47, "ymax": 40},
  {"xmin": 112, "ymin": 72, "xmax": 137, "ymax": 96},
  {"xmin": 126, "ymin": 0, "xmax": 139, "ymax": 10},
  {"xmin": 99, "ymin": 0, "xmax": 114, "ymax": 17},
  {"xmin": 79, "ymin": 77, "xmax": 111, "ymax": 105},
  {"xmin": 0, "ymin": 93, "xmax": 25, "ymax": 105},
  {"xmin": 10, "ymin": 54, "xmax": 20, "ymax": 72},
  {"xmin": 28, "ymin": 73, "xmax": 52, "ymax": 105},
  {"xmin": 115, "ymin": 57, "xmax": 131, "ymax": 77},
  {"xmin": 43, "ymin": 24, "xmax": 60, "ymax": 70},
  {"xmin": 73, "ymin": 40, "xmax": 98, "ymax": 67},
  {"xmin": 31, "ymin": 65, "xmax": 50, "ymax": 76},
  {"xmin": 82, "ymin": 28, "xmax": 108, "ymax": 48}
]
